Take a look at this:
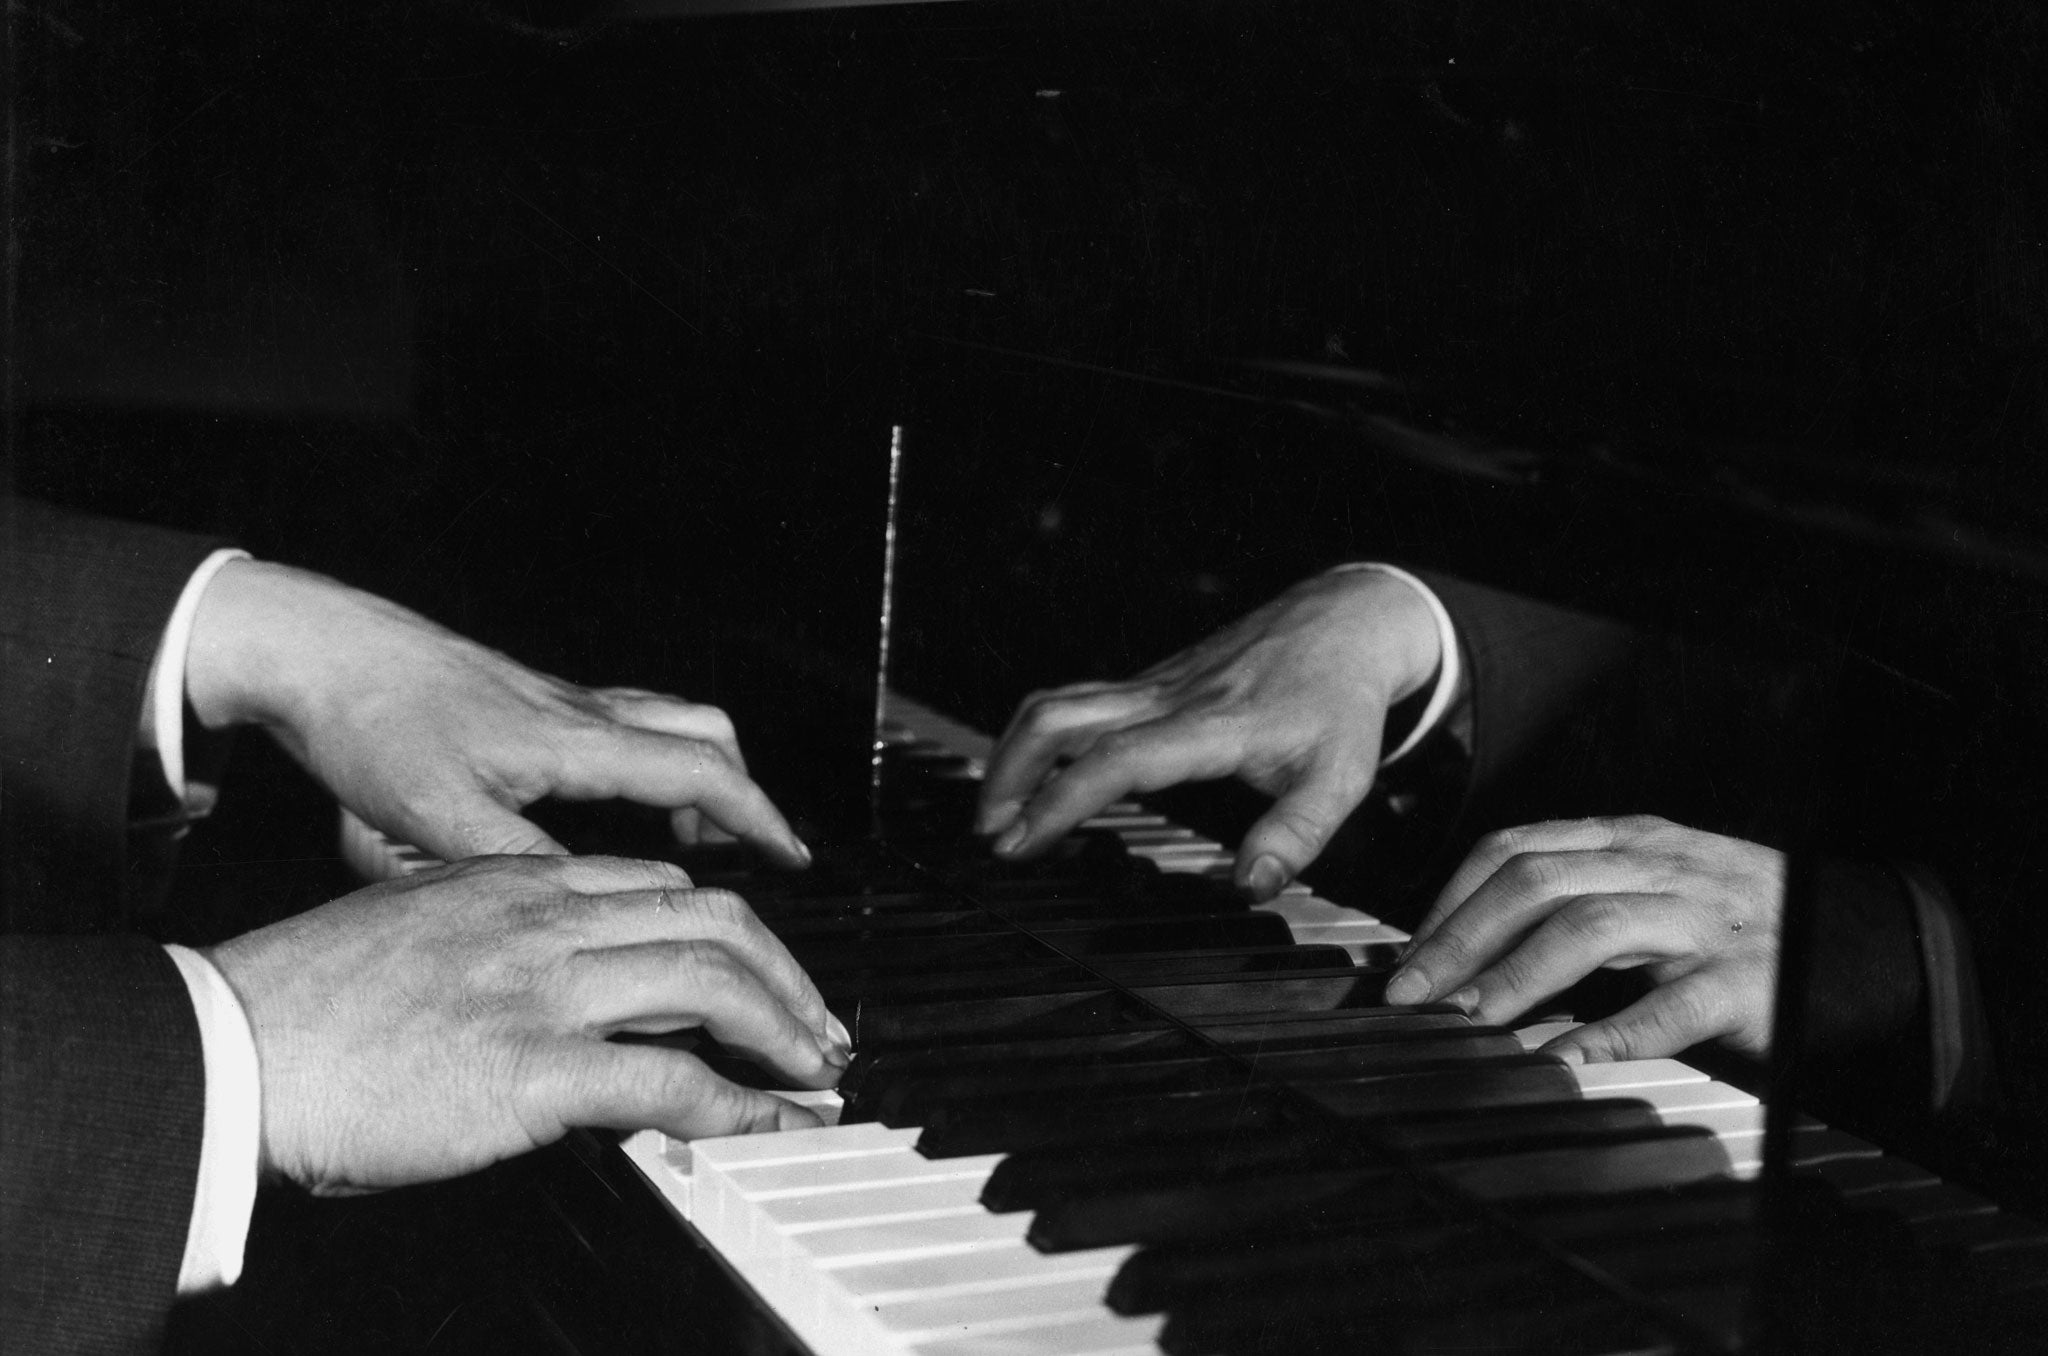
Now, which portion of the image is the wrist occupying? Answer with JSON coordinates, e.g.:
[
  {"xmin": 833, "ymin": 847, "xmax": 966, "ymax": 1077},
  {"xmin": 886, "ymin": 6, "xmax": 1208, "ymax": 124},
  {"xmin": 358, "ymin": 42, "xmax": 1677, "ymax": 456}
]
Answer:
[
  {"xmin": 184, "ymin": 560, "xmax": 380, "ymax": 733},
  {"xmin": 1321, "ymin": 566, "xmax": 1444, "ymax": 704}
]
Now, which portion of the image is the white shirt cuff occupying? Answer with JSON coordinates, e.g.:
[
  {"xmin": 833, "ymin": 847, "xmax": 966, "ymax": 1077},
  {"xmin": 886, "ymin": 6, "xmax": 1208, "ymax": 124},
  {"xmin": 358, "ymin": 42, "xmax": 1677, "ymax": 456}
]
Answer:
[
  {"xmin": 1328, "ymin": 563, "xmax": 1463, "ymax": 765},
  {"xmin": 141, "ymin": 549, "xmax": 252, "ymax": 800},
  {"xmin": 163, "ymin": 944, "xmax": 262, "ymax": 1294}
]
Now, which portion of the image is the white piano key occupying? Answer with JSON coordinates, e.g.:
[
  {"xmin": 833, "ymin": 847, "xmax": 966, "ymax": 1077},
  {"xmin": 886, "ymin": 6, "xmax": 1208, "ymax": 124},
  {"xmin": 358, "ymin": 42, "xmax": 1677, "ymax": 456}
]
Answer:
[
  {"xmin": 910, "ymin": 1310, "xmax": 1163, "ymax": 1356},
  {"xmin": 1079, "ymin": 813, "xmax": 1172, "ymax": 830},
  {"xmin": 693, "ymin": 1120, "xmax": 913, "ymax": 1169},
  {"xmin": 1571, "ymin": 1058, "xmax": 1712, "ymax": 1092},
  {"xmin": 725, "ymin": 1150, "xmax": 1004, "ymax": 1200},
  {"xmin": 578, "ymin": 696, "xmax": 2018, "ymax": 1356},
  {"xmin": 763, "ymin": 1177, "xmax": 993, "ymax": 1232},
  {"xmin": 875, "ymin": 1275, "xmax": 1119, "ymax": 1341},
  {"xmin": 800, "ymin": 1209, "xmax": 1033, "ymax": 1266},
  {"xmin": 1513, "ymin": 1020, "xmax": 1581, "ymax": 1049},
  {"xmin": 832, "ymin": 1244, "xmax": 1133, "ymax": 1304}
]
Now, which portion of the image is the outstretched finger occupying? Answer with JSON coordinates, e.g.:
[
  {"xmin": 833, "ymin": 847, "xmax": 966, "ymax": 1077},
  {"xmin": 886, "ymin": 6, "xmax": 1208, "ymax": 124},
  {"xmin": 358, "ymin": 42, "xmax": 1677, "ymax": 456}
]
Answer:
[
  {"xmin": 1396, "ymin": 851, "xmax": 1683, "ymax": 1004},
  {"xmin": 1542, "ymin": 969, "xmax": 1755, "ymax": 1065},
  {"xmin": 564, "ymin": 726, "xmax": 810, "ymax": 868},
  {"xmin": 567, "ymin": 939, "xmax": 843, "ymax": 1088},
  {"xmin": 598, "ymin": 689, "xmax": 749, "ymax": 774},
  {"xmin": 1234, "ymin": 747, "xmax": 1379, "ymax": 900},
  {"xmin": 993, "ymin": 713, "xmax": 1244, "ymax": 860},
  {"xmin": 403, "ymin": 793, "xmax": 571, "ymax": 859},
  {"xmin": 979, "ymin": 685, "xmax": 1156, "ymax": 836},
  {"xmin": 1412, "ymin": 819, "xmax": 1633, "ymax": 949},
  {"xmin": 550, "ymin": 1042, "xmax": 825, "ymax": 1140},
  {"xmin": 1437, "ymin": 892, "xmax": 1686, "ymax": 1026}
]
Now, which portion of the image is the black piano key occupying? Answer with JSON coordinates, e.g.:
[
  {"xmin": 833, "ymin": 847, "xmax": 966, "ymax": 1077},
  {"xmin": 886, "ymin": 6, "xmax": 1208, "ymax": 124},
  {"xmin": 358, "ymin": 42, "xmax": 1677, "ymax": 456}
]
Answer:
[
  {"xmin": 982, "ymin": 1125, "xmax": 1352, "ymax": 1213},
  {"xmin": 1030, "ymin": 1123, "xmax": 1736, "ymax": 1254},
  {"xmin": 1153, "ymin": 1244, "xmax": 1579, "ymax": 1356},
  {"xmin": 918, "ymin": 1055, "xmax": 1579, "ymax": 1157},
  {"xmin": 851, "ymin": 986, "xmax": 1138, "ymax": 1047},
  {"xmin": 841, "ymin": 1003, "xmax": 1470, "ymax": 1098},
  {"xmin": 1515, "ymin": 1177, "xmax": 1761, "ymax": 1243},
  {"xmin": 1387, "ymin": 1294, "xmax": 1685, "ymax": 1356},
  {"xmin": 1377, "ymin": 1097, "xmax": 1673, "ymax": 1157},
  {"xmin": 1109, "ymin": 1219, "xmax": 1492, "ymax": 1314},
  {"xmin": 1194, "ymin": 1006, "xmax": 1473, "ymax": 1044},
  {"xmin": 815, "ymin": 943, "xmax": 1356, "ymax": 1005},
  {"xmin": 880, "ymin": 1029, "xmax": 1528, "ymax": 1129},
  {"xmin": 1113, "ymin": 1179, "xmax": 1761, "ymax": 1315},
  {"xmin": 1303, "ymin": 1058, "xmax": 1585, "ymax": 1119},
  {"xmin": 917, "ymin": 1083, "xmax": 1300, "ymax": 1157},
  {"xmin": 847, "ymin": 957, "xmax": 1369, "ymax": 1046},
  {"xmin": 790, "ymin": 911, "xmax": 1294, "ymax": 979},
  {"xmin": 1437, "ymin": 1126, "xmax": 1740, "ymax": 1202},
  {"xmin": 844, "ymin": 1008, "xmax": 1474, "ymax": 1123},
  {"xmin": 838, "ymin": 1025, "xmax": 1203, "ymax": 1100},
  {"xmin": 986, "ymin": 1094, "xmax": 1680, "ymax": 1217},
  {"xmin": 1031, "ymin": 1163, "xmax": 1433, "ymax": 1252}
]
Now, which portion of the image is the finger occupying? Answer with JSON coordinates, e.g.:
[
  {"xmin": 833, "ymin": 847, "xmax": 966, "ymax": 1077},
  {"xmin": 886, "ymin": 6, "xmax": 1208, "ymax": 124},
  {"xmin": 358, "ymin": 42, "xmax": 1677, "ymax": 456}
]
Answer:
[
  {"xmin": 567, "ymin": 940, "xmax": 843, "ymax": 1088},
  {"xmin": 978, "ymin": 685, "xmax": 1157, "ymax": 835},
  {"xmin": 1542, "ymin": 970, "xmax": 1754, "ymax": 1065},
  {"xmin": 561, "ymin": 726, "xmax": 810, "ymax": 869},
  {"xmin": 549, "ymin": 1042, "xmax": 825, "ymax": 1139},
  {"xmin": 1393, "ymin": 850, "xmax": 1685, "ymax": 1003},
  {"xmin": 598, "ymin": 690, "xmax": 749, "ymax": 774},
  {"xmin": 995, "ymin": 713, "xmax": 1247, "ymax": 859},
  {"xmin": 672, "ymin": 806, "xmax": 704, "ymax": 846},
  {"xmin": 522, "ymin": 854, "xmax": 696, "ymax": 896},
  {"xmin": 1443, "ymin": 892, "xmax": 1685, "ymax": 1027},
  {"xmin": 1233, "ymin": 748, "xmax": 1378, "ymax": 901},
  {"xmin": 1411, "ymin": 821, "xmax": 1635, "ymax": 950},
  {"xmin": 409, "ymin": 794, "xmax": 570, "ymax": 858},
  {"xmin": 564, "ymin": 885, "xmax": 835, "ymax": 1045}
]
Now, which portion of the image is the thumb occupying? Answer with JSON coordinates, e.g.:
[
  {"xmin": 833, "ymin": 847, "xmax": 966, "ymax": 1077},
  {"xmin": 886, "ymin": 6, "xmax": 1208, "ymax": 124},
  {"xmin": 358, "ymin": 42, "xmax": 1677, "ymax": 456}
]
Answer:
[
  {"xmin": 1234, "ymin": 754, "xmax": 1373, "ymax": 901},
  {"xmin": 408, "ymin": 794, "xmax": 569, "ymax": 859}
]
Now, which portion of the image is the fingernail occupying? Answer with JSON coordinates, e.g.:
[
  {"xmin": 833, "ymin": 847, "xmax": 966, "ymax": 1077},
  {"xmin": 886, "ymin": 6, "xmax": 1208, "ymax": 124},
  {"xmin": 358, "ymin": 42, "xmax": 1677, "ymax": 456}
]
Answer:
[
  {"xmin": 993, "ymin": 822, "xmax": 1028, "ymax": 857},
  {"xmin": 1245, "ymin": 855, "xmax": 1287, "ymax": 902},
  {"xmin": 1444, "ymin": 987, "xmax": 1479, "ymax": 1015},
  {"xmin": 1383, "ymin": 969, "xmax": 1428, "ymax": 1007},
  {"xmin": 821, "ymin": 1039, "xmax": 852, "ymax": 1073},
  {"xmin": 791, "ymin": 837, "xmax": 814, "ymax": 868},
  {"xmin": 978, "ymin": 800, "xmax": 1021, "ymax": 837},
  {"xmin": 824, "ymin": 1011, "xmax": 852, "ymax": 1050},
  {"xmin": 1551, "ymin": 1043, "xmax": 1586, "ymax": 1067}
]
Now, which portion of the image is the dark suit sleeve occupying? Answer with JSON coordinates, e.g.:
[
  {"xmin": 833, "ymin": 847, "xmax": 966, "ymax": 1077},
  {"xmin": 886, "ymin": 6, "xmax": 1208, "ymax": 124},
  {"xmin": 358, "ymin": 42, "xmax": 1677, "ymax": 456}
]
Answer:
[
  {"xmin": 2, "ymin": 499, "xmax": 231, "ymax": 1351},
  {"xmin": 1408, "ymin": 570, "xmax": 1642, "ymax": 811},
  {"xmin": 1, "ymin": 496, "xmax": 232, "ymax": 934},
  {"xmin": 1403, "ymin": 573, "xmax": 1951, "ymax": 1116},
  {"xmin": 0, "ymin": 936, "xmax": 206, "ymax": 1356}
]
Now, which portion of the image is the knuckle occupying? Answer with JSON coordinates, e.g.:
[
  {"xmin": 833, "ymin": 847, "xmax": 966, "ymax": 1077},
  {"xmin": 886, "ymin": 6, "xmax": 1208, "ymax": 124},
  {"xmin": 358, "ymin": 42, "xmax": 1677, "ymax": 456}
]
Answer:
[
  {"xmin": 1474, "ymin": 825, "xmax": 1530, "ymax": 861},
  {"xmin": 1561, "ymin": 895, "xmax": 1633, "ymax": 948},
  {"xmin": 682, "ymin": 888, "xmax": 756, "ymax": 933},
  {"xmin": 1500, "ymin": 852, "xmax": 1567, "ymax": 898}
]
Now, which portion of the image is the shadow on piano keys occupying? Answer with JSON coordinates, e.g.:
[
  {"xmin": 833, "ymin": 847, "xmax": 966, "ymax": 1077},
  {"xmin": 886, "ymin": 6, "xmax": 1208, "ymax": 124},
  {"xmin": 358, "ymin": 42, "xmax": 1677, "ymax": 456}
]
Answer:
[{"xmin": 343, "ymin": 694, "xmax": 2048, "ymax": 1356}]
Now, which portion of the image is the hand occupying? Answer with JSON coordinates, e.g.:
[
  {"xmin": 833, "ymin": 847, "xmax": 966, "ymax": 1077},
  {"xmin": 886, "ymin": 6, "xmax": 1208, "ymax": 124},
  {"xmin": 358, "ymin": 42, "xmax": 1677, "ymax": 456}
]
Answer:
[
  {"xmin": 185, "ymin": 561, "xmax": 809, "ymax": 866},
  {"xmin": 204, "ymin": 855, "xmax": 848, "ymax": 1195},
  {"xmin": 976, "ymin": 568, "xmax": 1443, "ymax": 899},
  {"xmin": 1383, "ymin": 816, "xmax": 1783, "ymax": 1062}
]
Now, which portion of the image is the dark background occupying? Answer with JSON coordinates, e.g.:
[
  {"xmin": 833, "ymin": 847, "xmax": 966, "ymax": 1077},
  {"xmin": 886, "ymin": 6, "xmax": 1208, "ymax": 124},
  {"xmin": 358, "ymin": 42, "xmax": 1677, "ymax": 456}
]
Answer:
[
  {"xmin": 10, "ymin": 0, "xmax": 2044, "ymax": 901},
  {"xmin": 6, "ymin": 0, "xmax": 2046, "ymax": 1348}
]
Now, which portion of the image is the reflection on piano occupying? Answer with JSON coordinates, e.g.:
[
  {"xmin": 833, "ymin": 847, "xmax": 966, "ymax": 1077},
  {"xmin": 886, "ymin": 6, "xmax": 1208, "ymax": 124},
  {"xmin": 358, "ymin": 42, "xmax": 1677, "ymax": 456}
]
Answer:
[{"xmin": 346, "ymin": 693, "xmax": 2048, "ymax": 1356}]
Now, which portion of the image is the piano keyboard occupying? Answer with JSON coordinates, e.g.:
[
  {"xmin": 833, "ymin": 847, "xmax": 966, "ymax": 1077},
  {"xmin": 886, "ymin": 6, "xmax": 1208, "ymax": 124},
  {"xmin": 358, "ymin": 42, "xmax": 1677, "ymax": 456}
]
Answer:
[{"xmin": 342, "ymin": 693, "xmax": 2048, "ymax": 1355}]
